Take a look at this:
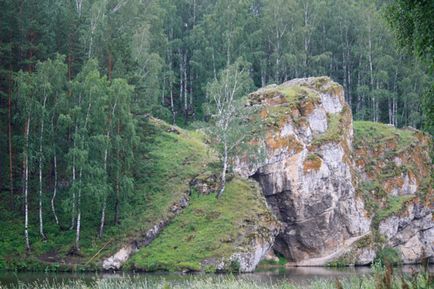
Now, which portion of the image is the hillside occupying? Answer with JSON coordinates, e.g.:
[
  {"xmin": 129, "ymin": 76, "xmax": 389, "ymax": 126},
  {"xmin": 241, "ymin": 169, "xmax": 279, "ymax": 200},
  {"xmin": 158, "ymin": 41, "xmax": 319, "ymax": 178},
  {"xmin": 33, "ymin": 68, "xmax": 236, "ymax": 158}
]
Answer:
[{"xmin": 0, "ymin": 78, "xmax": 432, "ymax": 273}]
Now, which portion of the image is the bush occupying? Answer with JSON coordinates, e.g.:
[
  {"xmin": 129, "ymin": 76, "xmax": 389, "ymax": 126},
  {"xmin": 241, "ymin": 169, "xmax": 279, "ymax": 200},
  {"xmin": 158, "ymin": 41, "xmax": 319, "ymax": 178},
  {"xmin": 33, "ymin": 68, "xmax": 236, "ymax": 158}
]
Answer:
[{"xmin": 375, "ymin": 247, "xmax": 401, "ymax": 266}]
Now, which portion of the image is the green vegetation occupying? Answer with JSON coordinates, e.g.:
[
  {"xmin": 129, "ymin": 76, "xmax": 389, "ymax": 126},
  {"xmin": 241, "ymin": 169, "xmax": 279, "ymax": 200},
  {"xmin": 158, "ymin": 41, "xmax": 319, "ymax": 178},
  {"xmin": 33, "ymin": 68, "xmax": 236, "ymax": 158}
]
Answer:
[
  {"xmin": 0, "ymin": 0, "xmax": 432, "ymax": 276},
  {"xmin": 127, "ymin": 178, "xmax": 274, "ymax": 272},
  {"xmin": 256, "ymin": 251, "xmax": 287, "ymax": 268},
  {"xmin": 374, "ymin": 247, "xmax": 401, "ymax": 266},
  {"xmin": 372, "ymin": 195, "xmax": 415, "ymax": 229},
  {"xmin": 353, "ymin": 121, "xmax": 418, "ymax": 152},
  {"xmin": 386, "ymin": 0, "xmax": 434, "ymax": 134},
  {"xmin": 0, "ymin": 118, "xmax": 213, "ymax": 271},
  {"xmin": 253, "ymin": 84, "xmax": 320, "ymax": 108}
]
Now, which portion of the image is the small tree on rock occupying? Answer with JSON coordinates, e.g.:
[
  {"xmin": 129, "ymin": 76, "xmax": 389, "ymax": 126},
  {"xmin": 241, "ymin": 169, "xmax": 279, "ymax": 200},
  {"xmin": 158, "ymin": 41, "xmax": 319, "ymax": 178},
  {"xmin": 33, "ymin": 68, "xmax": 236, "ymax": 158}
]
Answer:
[{"xmin": 206, "ymin": 59, "xmax": 254, "ymax": 198}]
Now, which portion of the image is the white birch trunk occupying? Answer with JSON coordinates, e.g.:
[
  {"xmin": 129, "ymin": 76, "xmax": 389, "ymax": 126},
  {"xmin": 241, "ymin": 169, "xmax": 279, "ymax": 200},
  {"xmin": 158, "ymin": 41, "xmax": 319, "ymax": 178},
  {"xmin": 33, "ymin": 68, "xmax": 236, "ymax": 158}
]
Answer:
[
  {"xmin": 24, "ymin": 118, "xmax": 31, "ymax": 251},
  {"xmin": 39, "ymin": 95, "xmax": 47, "ymax": 240},
  {"xmin": 217, "ymin": 136, "xmax": 228, "ymax": 199},
  {"xmin": 99, "ymin": 102, "xmax": 117, "ymax": 238},
  {"xmin": 51, "ymin": 154, "xmax": 59, "ymax": 225},
  {"xmin": 75, "ymin": 169, "xmax": 82, "ymax": 252}
]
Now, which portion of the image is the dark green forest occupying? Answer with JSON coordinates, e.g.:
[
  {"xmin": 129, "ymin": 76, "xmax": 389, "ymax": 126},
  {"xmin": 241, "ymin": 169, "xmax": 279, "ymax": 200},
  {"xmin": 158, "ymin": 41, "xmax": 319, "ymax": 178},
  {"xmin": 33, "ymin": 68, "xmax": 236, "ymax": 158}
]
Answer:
[{"xmin": 0, "ymin": 0, "xmax": 432, "ymax": 266}]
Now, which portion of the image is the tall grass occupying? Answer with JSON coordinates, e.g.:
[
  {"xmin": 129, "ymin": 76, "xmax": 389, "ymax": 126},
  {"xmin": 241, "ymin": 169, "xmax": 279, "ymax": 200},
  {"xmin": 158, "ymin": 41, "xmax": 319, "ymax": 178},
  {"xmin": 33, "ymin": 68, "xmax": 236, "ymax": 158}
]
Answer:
[
  {"xmin": 1, "ymin": 260, "xmax": 432, "ymax": 289},
  {"xmin": 1, "ymin": 266, "xmax": 431, "ymax": 289}
]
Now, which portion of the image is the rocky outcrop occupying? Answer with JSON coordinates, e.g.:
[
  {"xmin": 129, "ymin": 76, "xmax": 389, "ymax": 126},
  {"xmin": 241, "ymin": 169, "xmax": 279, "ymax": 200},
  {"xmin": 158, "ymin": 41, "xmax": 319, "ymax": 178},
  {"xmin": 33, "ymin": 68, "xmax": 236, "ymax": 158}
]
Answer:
[
  {"xmin": 204, "ymin": 215, "xmax": 281, "ymax": 272},
  {"xmin": 379, "ymin": 203, "xmax": 433, "ymax": 264},
  {"xmin": 235, "ymin": 76, "xmax": 432, "ymax": 266},
  {"xmin": 102, "ymin": 194, "xmax": 189, "ymax": 270},
  {"xmin": 235, "ymin": 77, "xmax": 371, "ymax": 265},
  {"xmin": 353, "ymin": 120, "xmax": 433, "ymax": 264}
]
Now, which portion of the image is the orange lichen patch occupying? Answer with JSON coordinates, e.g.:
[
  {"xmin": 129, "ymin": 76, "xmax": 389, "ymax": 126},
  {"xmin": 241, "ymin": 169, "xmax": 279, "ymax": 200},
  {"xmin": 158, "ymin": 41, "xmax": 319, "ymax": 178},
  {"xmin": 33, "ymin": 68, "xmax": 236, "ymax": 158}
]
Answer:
[
  {"xmin": 356, "ymin": 159, "xmax": 366, "ymax": 168},
  {"xmin": 278, "ymin": 117, "xmax": 290, "ymax": 128},
  {"xmin": 406, "ymin": 170, "xmax": 420, "ymax": 186},
  {"xmin": 260, "ymin": 108, "xmax": 269, "ymax": 119},
  {"xmin": 266, "ymin": 133, "xmax": 303, "ymax": 152},
  {"xmin": 303, "ymin": 155, "xmax": 322, "ymax": 172},
  {"xmin": 384, "ymin": 177, "xmax": 405, "ymax": 193},
  {"xmin": 248, "ymin": 138, "xmax": 260, "ymax": 146},
  {"xmin": 300, "ymin": 101, "xmax": 315, "ymax": 116},
  {"xmin": 386, "ymin": 139, "xmax": 397, "ymax": 150},
  {"xmin": 266, "ymin": 134, "xmax": 287, "ymax": 150}
]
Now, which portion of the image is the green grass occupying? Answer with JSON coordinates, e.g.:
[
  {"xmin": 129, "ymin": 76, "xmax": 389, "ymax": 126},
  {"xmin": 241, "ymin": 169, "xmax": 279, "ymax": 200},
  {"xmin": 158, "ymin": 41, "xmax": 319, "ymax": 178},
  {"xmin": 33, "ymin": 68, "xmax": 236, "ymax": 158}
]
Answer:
[
  {"xmin": 0, "ymin": 117, "xmax": 214, "ymax": 271},
  {"xmin": 127, "ymin": 178, "xmax": 275, "ymax": 272},
  {"xmin": 374, "ymin": 247, "xmax": 401, "ymax": 266},
  {"xmin": 372, "ymin": 195, "xmax": 415, "ymax": 229},
  {"xmin": 353, "ymin": 121, "xmax": 418, "ymax": 152}
]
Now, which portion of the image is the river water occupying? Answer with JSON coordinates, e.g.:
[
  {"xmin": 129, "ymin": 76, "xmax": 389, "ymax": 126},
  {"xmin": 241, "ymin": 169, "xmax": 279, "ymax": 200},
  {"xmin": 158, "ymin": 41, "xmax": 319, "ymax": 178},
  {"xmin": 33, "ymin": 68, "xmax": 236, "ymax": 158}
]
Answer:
[{"xmin": 0, "ymin": 265, "xmax": 431, "ymax": 288}]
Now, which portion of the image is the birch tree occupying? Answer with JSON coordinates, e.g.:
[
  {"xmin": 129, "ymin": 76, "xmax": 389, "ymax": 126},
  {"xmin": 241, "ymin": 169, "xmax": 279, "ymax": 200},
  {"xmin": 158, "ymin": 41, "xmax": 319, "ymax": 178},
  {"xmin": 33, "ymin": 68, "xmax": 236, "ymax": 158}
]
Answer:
[
  {"xmin": 15, "ymin": 71, "xmax": 35, "ymax": 252},
  {"xmin": 206, "ymin": 59, "xmax": 253, "ymax": 198}
]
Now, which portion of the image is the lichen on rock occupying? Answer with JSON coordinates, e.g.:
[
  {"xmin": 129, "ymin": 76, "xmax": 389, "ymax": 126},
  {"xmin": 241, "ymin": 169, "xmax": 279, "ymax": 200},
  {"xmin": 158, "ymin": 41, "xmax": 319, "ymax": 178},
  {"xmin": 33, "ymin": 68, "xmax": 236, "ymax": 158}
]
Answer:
[
  {"xmin": 236, "ymin": 77, "xmax": 371, "ymax": 265},
  {"xmin": 235, "ymin": 76, "xmax": 432, "ymax": 267}
]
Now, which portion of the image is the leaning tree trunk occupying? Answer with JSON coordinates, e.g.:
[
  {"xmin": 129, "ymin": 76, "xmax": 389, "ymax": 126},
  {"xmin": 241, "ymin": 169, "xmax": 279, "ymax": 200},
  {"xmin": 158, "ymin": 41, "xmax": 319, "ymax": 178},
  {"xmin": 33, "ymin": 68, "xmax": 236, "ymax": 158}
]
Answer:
[
  {"xmin": 51, "ymin": 153, "xmax": 59, "ymax": 225},
  {"xmin": 216, "ymin": 137, "xmax": 228, "ymax": 199}
]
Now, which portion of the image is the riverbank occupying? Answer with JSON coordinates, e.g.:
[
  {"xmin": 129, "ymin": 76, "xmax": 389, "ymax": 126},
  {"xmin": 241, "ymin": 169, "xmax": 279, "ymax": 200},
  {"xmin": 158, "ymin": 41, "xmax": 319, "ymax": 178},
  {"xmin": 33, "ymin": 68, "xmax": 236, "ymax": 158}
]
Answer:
[{"xmin": 0, "ymin": 265, "xmax": 432, "ymax": 289}]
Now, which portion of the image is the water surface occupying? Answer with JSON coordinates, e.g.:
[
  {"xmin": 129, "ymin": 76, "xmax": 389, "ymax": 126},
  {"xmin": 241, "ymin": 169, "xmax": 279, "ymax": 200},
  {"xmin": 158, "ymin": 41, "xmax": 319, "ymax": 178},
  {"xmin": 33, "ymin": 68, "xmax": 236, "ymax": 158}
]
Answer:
[{"xmin": 0, "ymin": 265, "xmax": 431, "ymax": 288}]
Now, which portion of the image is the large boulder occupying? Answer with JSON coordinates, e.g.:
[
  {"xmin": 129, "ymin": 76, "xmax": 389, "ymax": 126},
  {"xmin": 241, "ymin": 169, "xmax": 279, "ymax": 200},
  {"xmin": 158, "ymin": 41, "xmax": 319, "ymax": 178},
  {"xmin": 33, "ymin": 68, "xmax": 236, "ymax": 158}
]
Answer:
[
  {"xmin": 235, "ymin": 76, "xmax": 432, "ymax": 266},
  {"xmin": 235, "ymin": 77, "xmax": 371, "ymax": 264}
]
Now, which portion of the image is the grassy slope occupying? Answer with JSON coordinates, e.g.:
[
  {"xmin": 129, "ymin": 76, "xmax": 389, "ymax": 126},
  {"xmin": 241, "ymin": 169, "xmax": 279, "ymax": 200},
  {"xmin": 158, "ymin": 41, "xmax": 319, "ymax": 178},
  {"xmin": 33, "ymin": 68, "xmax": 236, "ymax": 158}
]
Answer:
[
  {"xmin": 353, "ymin": 121, "xmax": 419, "ymax": 153},
  {"xmin": 127, "ymin": 178, "xmax": 274, "ymax": 272},
  {"xmin": 0, "ymin": 117, "xmax": 213, "ymax": 271}
]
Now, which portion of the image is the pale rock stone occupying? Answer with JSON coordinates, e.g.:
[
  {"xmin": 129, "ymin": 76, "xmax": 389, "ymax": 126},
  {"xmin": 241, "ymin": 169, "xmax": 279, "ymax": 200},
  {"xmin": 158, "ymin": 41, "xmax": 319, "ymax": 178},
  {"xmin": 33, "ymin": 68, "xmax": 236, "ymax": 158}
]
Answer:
[
  {"xmin": 320, "ymin": 91, "xmax": 343, "ymax": 114},
  {"xmin": 103, "ymin": 244, "xmax": 137, "ymax": 270},
  {"xmin": 237, "ymin": 77, "xmax": 370, "ymax": 265},
  {"xmin": 379, "ymin": 204, "xmax": 433, "ymax": 264},
  {"xmin": 355, "ymin": 248, "xmax": 376, "ymax": 266},
  {"xmin": 263, "ymin": 249, "xmax": 279, "ymax": 262},
  {"xmin": 280, "ymin": 123, "xmax": 295, "ymax": 137},
  {"xmin": 308, "ymin": 108, "xmax": 328, "ymax": 134}
]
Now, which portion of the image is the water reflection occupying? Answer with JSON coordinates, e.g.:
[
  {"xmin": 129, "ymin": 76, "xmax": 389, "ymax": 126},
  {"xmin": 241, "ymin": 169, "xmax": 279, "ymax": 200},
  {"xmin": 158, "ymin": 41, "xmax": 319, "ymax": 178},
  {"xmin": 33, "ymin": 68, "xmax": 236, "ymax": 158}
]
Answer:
[{"xmin": 0, "ymin": 265, "xmax": 432, "ymax": 287}]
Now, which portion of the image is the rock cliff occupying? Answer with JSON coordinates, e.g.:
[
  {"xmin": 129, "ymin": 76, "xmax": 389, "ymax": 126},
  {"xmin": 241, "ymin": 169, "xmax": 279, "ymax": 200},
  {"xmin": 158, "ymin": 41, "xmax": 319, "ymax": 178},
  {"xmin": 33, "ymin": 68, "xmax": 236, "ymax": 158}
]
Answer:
[{"xmin": 235, "ymin": 76, "xmax": 432, "ymax": 266}]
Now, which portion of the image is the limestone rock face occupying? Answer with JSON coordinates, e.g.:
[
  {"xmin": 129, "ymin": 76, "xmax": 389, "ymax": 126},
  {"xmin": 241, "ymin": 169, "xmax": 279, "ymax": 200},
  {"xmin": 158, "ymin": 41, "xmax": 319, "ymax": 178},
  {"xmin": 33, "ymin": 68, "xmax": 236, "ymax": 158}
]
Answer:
[
  {"xmin": 227, "ymin": 221, "xmax": 281, "ymax": 272},
  {"xmin": 235, "ymin": 77, "xmax": 371, "ymax": 264},
  {"xmin": 353, "ymin": 120, "xmax": 433, "ymax": 264},
  {"xmin": 235, "ymin": 76, "xmax": 432, "ymax": 266},
  {"xmin": 379, "ymin": 203, "xmax": 433, "ymax": 264}
]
